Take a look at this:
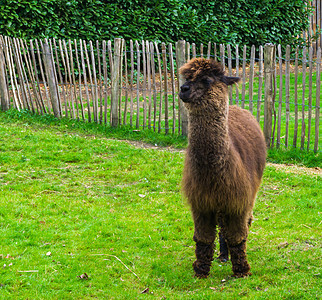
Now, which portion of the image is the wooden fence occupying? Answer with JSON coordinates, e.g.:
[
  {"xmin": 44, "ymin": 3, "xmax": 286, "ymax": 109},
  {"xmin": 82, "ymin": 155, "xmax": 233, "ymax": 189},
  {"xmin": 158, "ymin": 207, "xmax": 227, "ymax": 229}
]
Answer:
[
  {"xmin": 0, "ymin": 36, "xmax": 321, "ymax": 152},
  {"xmin": 307, "ymin": 0, "xmax": 322, "ymax": 52}
]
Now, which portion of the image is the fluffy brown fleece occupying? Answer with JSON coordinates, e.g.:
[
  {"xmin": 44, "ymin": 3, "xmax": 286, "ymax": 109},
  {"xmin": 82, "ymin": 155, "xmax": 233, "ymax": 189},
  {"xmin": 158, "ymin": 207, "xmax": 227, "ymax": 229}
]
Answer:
[{"xmin": 179, "ymin": 58, "xmax": 266, "ymax": 279}]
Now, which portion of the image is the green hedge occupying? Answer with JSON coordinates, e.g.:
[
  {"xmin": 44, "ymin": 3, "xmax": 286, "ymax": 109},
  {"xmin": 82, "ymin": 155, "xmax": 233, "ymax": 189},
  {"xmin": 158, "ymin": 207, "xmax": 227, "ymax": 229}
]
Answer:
[{"xmin": 0, "ymin": 0, "xmax": 315, "ymax": 48}]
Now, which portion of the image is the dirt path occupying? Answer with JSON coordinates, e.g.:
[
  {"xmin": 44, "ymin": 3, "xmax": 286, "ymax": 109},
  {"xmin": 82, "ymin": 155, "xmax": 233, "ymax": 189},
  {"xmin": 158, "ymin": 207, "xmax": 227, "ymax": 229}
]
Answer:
[
  {"xmin": 126, "ymin": 140, "xmax": 321, "ymax": 176},
  {"xmin": 266, "ymin": 162, "xmax": 321, "ymax": 176}
]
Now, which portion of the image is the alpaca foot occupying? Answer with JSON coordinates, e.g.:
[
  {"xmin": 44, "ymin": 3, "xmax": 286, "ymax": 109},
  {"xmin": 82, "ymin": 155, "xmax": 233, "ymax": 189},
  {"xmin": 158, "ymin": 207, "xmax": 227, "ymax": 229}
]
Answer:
[
  {"xmin": 193, "ymin": 260, "xmax": 211, "ymax": 278},
  {"xmin": 232, "ymin": 271, "xmax": 252, "ymax": 278},
  {"xmin": 229, "ymin": 240, "xmax": 251, "ymax": 277},
  {"xmin": 232, "ymin": 260, "xmax": 251, "ymax": 277},
  {"xmin": 217, "ymin": 253, "xmax": 229, "ymax": 262},
  {"xmin": 193, "ymin": 241, "xmax": 214, "ymax": 279}
]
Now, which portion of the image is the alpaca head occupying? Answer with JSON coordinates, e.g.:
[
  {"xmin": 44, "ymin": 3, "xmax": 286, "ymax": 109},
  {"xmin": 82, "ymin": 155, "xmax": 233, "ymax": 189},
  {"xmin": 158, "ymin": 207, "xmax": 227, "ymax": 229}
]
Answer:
[{"xmin": 179, "ymin": 58, "xmax": 239, "ymax": 112}]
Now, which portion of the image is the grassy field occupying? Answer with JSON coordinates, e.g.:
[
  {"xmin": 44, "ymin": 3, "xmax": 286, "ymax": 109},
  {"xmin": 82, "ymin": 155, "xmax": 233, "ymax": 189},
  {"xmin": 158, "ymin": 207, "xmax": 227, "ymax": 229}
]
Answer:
[{"xmin": 0, "ymin": 111, "xmax": 321, "ymax": 299}]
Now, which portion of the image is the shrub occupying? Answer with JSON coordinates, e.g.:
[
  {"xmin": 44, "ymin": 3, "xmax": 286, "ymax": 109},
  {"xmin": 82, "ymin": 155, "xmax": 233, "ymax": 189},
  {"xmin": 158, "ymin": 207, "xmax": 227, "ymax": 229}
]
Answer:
[{"xmin": 0, "ymin": 0, "xmax": 315, "ymax": 48}]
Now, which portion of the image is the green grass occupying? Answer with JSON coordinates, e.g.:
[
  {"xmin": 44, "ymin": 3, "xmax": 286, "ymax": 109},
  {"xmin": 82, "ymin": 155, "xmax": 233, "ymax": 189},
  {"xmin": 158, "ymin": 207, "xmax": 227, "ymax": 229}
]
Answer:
[
  {"xmin": 0, "ymin": 111, "xmax": 321, "ymax": 299},
  {"xmin": 1, "ymin": 109, "xmax": 321, "ymax": 168}
]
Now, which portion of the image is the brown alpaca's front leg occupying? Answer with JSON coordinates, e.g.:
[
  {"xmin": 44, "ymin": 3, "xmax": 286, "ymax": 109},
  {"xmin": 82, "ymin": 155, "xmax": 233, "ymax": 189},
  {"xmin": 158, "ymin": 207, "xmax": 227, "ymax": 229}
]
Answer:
[
  {"xmin": 221, "ymin": 213, "xmax": 252, "ymax": 278},
  {"xmin": 193, "ymin": 240, "xmax": 214, "ymax": 278},
  {"xmin": 192, "ymin": 211, "xmax": 217, "ymax": 278},
  {"xmin": 229, "ymin": 240, "xmax": 251, "ymax": 278}
]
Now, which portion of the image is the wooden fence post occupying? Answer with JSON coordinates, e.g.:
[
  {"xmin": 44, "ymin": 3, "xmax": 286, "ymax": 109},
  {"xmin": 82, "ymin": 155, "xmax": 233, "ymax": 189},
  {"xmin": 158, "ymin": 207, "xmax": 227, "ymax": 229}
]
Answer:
[
  {"xmin": 176, "ymin": 40, "xmax": 188, "ymax": 136},
  {"xmin": 111, "ymin": 38, "xmax": 121, "ymax": 127},
  {"xmin": 263, "ymin": 43, "xmax": 276, "ymax": 148},
  {"xmin": 314, "ymin": 47, "xmax": 321, "ymax": 153},
  {"xmin": 43, "ymin": 42, "xmax": 60, "ymax": 118},
  {"xmin": 0, "ymin": 36, "xmax": 9, "ymax": 111}
]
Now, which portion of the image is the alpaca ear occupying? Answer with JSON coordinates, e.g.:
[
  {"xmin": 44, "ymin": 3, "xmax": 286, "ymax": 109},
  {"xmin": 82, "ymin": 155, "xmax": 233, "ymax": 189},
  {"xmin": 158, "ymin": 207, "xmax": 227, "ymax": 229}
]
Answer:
[{"xmin": 222, "ymin": 76, "xmax": 240, "ymax": 86}]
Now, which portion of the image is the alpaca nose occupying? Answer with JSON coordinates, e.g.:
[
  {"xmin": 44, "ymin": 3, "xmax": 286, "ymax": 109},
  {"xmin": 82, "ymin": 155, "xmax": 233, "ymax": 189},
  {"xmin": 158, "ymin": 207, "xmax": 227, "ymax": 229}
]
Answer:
[{"xmin": 181, "ymin": 85, "xmax": 190, "ymax": 93}]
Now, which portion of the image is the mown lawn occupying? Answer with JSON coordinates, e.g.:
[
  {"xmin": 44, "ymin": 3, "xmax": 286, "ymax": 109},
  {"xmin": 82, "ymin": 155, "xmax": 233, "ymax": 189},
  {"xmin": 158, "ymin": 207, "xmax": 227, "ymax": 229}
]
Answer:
[{"xmin": 0, "ymin": 111, "xmax": 321, "ymax": 299}]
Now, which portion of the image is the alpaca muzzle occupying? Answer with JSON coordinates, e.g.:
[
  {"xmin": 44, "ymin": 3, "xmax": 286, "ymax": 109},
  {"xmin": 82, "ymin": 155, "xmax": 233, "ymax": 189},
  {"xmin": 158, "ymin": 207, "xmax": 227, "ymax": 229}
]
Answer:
[{"xmin": 179, "ymin": 84, "xmax": 191, "ymax": 102}]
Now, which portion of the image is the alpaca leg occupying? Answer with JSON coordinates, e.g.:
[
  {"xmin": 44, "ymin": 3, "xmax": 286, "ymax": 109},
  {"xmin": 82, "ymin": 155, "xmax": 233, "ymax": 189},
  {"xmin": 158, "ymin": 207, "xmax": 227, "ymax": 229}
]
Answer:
[
  {"xmin": 221, "ymin": 213, "xmax": 251, "ymax": 278},
  {"xmin": 218, "ymin": 230, "xmax": 229, "ymax": 262},
  {"xmin": 218, "ymin": 218, "xmax": 229, "ymax": 262},
  {"xmin": 192, "ymin": 210, "xmax": 217, "ymax": 278},
  {"xmin": 229, "ymin": 240, "xmax": 251, "ymax": 278}
]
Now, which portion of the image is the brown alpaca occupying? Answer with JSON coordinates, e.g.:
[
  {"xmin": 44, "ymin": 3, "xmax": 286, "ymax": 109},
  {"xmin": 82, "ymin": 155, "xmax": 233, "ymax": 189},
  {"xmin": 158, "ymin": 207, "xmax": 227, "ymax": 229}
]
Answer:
[{"xmin": 179, "ymin": 58, "xmax": 266, "ymax": 278}]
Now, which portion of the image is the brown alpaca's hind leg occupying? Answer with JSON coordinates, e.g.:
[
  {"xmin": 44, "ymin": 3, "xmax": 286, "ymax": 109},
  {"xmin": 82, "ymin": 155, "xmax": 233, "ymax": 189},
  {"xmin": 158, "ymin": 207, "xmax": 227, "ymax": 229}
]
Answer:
[
  {"xmin": 218, "ymin": 218, "xmax": 229, "ymax": 262},
  {"xmin": 192, "ymin": 210, "xmax": 217, "ymax": 278},
  {"xmin": 218, "ymin": 230, "xmax": 229, "ymax": 262},
  {"xmin": 221, "ymin": 213, "xmax": 251, "ymax": 278}
]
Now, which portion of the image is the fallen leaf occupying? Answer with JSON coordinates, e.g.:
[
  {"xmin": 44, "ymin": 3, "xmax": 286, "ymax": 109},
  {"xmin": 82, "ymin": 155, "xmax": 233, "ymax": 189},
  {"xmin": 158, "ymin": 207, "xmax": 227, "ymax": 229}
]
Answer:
[
  {"xmin": 78, "ymin": 273, "xmax": 89, "ymax": 280},
  {"xmin": 278, "ymin": 242, "xmax": 289, "ymax": 249}
]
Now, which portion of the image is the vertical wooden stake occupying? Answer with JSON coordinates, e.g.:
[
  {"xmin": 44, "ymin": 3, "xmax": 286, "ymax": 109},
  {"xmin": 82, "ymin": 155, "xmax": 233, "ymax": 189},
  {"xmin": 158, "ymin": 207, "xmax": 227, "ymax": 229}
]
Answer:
[
  {"xmin": 263, "ymin": 44, "xmax": 275, "ymax": 148},
  {"xmin": 307, "ymin": 46, "xmax": 314, "ymax": 151},
  {"xmin": 154, "ymin": 41, "xmax": 162, "ymax": 133},
  {"xmin": 142, "ymin": 40, "xmax": 147, "ymax": 129},
  {"xmin": 111, "ymin": 38, "xmax": 121, "ymax": 127},
  {"xmin": 293, "ymin": 47, "xmax": 299, "ymax": 148},
  {"xmin": 102, "ymin": 40, "xmax": 108, "ymax": 124},
  {"xmin": 135, "ymin": 40, "xmax": 140, "ymax": 129},
  {"xmin": 161, "ymin": 43, "xmax": 169, "ymax": 134},
  {"xmin": 301, "ymin": 47, "xmax": 307, "ymax": 150},
  {"xmin": 43, "ymin": 42, "xmax": 60, "ymax": 118},
  {"xmin": 176, "ymin": 40, "xmax": 188, "ymax": 136},
  {"xmin": 248, "ymin": 45, "xmax": 255, "ymax": 114},
  {"xmin": 129, "ymin": 40, "xmax": 134, "ymax": 127},
  {"xmin": 192, "ymin": 43, "xmax": 196, "ymax": 58},
  {"xmin": 227, "ymin": 44, "xmax": 233, "ymax": 104},
  {"xmin": 241, "ymin": 45, "xmax": 247, "ymax": 109},
  {"xmin": 284, "ymin": 45, "xmax": 290, "ymax": 148},
  {"xmin": 220, "ymin": 44, "xmax": 225, "ymax": 70},
  {"xmin": 169, "ymin": 43, "xmax": 176, "ymax": 134},
  {"xmin": 0, "ymin": 37, "xmax": 9, "ymax": 111},
  {"xmin": 277, "ymin": 44, "xmax": 283, "ymax": 148},
  {"xmin": 235, "ymin": 45, "xmax": 239, "ymax": 106},
  {"xmin": 257, "ymin": 45, "xmax": 263, "ymax": 122},
  {"xmin": 314, "ymin": 47, "xmax": 321, "ymax": 152}
]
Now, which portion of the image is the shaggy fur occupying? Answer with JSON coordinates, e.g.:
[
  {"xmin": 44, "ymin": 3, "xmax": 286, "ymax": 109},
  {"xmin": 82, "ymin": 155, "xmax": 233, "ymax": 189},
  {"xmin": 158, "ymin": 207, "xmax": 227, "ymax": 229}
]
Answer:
[{"xmin": 179, "ymin": 58, "xmax": 266, "ymax": 278}]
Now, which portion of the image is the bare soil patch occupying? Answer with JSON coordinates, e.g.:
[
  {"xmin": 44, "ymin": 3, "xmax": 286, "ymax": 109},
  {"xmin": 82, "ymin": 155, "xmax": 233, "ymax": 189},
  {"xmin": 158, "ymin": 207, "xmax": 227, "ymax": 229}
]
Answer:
[{"xmin": 126, "ymin": 139, "xmax": 321, "ymax": 175}]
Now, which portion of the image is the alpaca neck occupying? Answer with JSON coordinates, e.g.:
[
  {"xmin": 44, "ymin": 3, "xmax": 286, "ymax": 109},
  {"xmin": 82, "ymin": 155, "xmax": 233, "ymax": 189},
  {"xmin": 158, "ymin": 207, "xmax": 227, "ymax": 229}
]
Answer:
[{"xmin": 188, "ymin": 109, "xmax": 231, "ymax": 169}]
